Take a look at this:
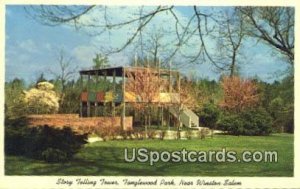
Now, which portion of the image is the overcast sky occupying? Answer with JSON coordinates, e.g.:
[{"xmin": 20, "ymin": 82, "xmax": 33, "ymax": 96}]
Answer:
[{"xmin": 5, "ymin": 5, "xmax": 290, "ymax": 84}]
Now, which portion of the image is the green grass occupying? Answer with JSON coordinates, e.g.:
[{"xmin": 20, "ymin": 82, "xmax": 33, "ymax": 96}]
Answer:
[{"xmin": 5, "ymin": 133, "xmax": 293, "ymax": 176}]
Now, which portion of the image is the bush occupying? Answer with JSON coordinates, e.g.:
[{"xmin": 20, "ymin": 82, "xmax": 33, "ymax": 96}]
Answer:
[
  {"xmin": 94, "ymin": 125, "xmax": 123, "ymax": 140},
  {"xmin": 24, "ymin": 81, "xmax": 60, "ymax": 114},
  {"xmin": 268, "ymin": 97, "xmax": 294, "ymax": 133},
  {"xmin": 41, "ymin": 148, "xmax": 68, "ymax": 163},
  {"xmin": 5, "ymin": 121, "xmax": 87, "ymax": 162},
  {"xmin": 217, "ymin": 107, "xmax": 273, "ymax": 136},
  {"xmin": 198, "ymin": 102, "xmax": 220, "ymax": 129}
]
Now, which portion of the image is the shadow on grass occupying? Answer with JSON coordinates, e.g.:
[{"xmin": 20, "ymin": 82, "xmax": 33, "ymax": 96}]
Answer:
[
  {"xmin": 6, "ymin": 145, "xmax": 198, "ymax": 176},
  {"xmin": 5, "ymin": 134, "xmax": 294, "ymax": 176}
]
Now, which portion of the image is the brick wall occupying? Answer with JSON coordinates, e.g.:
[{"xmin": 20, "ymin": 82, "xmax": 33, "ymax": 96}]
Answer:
[{"xmin": 27, "ymin": 114, "xmax": 133, "ymax": 132}]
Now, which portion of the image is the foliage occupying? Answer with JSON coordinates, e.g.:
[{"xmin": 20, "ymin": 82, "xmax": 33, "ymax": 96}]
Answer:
[
  {"xmin": 198, "ymin": 102, "xmax": 220, "ymax": 129},
  {"xmin": 93, "ymin": 53, "xmax": 109, "ymax": 69},
  {"xmin": 125, "ymin": 67, "xmax": 161, "ymax": 104},
  {"xmin": 94, "ymin": 124, "xmax": 123, "ymax": 140},
  {"xmin": 5, "ymin": 121, "xmax": 87, "ymax": 162},
  {"xmin": 58, "ymin": 80, "xmax": 81, "ymax": 114},
  {"xmin": 217, "ymin": 107, "xmax": 273, "ymax": 136},
  {"xmin": 173, "ymin": 80, "xmax": 198, "ymax": 134},
  {"xmin": 41, "ymin": 148, "xmax": 68, "ymax": 163},
  {"xmin": 257, "ymin": 75, "xmax": 294, "ymax": 133},
  {"xmin": 194, "ymin": 78, "xmax": 222, "ymax": 107},
  {"xmin": 125, "ymin": 67, "xmax": 161, "ymax": 130},
  {"xmin": 268, "ymin": 97, "xmax": 293, "ymax": 133},
  {"xmin": 24, "ymin": 82, "xmax": 60, "ymax": 114},
  {"xmin": 219, "ymin": 76, "xmax": 260, "ymax": 112},
  {"xmin": 5, "ymin": 79, "xmax": 28, "ymax": 119}
]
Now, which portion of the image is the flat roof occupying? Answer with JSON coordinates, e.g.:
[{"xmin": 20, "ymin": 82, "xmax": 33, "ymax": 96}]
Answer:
[{"xmin": 79, "ymin": 66, "xmax": 179, "ymax": 77}]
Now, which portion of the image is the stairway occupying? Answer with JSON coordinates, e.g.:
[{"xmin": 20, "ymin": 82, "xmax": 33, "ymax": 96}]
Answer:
[{"xmin": 169, "ymin": 106, "xmax": 199, "ymax": 128}]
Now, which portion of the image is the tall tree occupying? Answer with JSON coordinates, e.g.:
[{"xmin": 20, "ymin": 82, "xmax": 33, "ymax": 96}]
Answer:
[
  {"xmin": 50, "ymin": 49, "xmax": 77, "ymax": 93},
  {"xmin": 27, "ymin": 6, "xmax": 294, "ymax": 76},
  {"xmin": 215, "ymin": 9, "xmax": 246, "ymax": 77},
  {"xmin": 219, "ymin": 76, "xmax": 260, "ymax": 112},
  {"xmin": 125, "ymin": 67, "xmax": 161, "ymax": 135},
  {"xmin": 26, "ymin": 6, "xmax": 218, "ymax": 66},
  {"xmin": 92, "ymin": 53, "xmax": 109, "ymax": 69},
  {"xmin": 5, "ymin": 78, "xmax": 27, "ymax": 119},
  {"xmin": 238, "ymin": 7, "xmax": 294, "ymax": 64}
]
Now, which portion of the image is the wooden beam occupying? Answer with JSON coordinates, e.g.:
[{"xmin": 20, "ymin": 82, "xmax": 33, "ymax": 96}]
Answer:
[
  {"xmin": 80, "ymin": 102, "xmax": 83, "ymax": 117},
  {"xmin": 87, "ymin": 74, "xmax": 91, "ymax": 117},
  {"xmin": 80, "ymin": 74, "xmax": 83, "ymax": 117},
  {"xmin": 87, "ymin": 102, "xmax": 91, "ymax": 117},
  {"xmin": 169, "ymin": 61, "xmax": 172, "ymax": 93},
  {"xmin": 94, "ymin": 102, "xmax": 97, "ymax": 117},
  {"xmin": 121, "ymin": 68, "xmax": 126, "ymax": 130},
  {"xmin": 112, "ymin": 69, "xmax": 116, "ymax": 116},
  {"xmin": 87, "ymin": 74, "xmax": 91, "ymax": 92}
]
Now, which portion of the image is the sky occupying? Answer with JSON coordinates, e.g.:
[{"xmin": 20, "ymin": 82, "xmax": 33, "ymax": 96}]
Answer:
[{"xmin": 5, "ymin": 5, "xmax": 291, "ymax": 84}]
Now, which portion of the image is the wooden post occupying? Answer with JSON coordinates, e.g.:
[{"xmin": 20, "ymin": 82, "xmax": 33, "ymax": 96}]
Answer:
[
  {"xmin": 87, "ymin": 74, "xmax": 91, "ymax": 117},
  {"xmin": 80, "ymin": 74, "xmax": 83, "ymax": 117},
  {"xmin": 87, "ymin": 74, "xmax": 91, "ymax": 91},
  {"xmin": 96, "ymin": 71, "xmax": 99, "ymax": 91},
  {"xmin": 112, "ymin": 69, "xmax": 116, "ymax": 116},
  {"xmin": 94, "ymin": 102, "xmax": 97, "ymax": 117},
  {"xmin": 161, "ymin": 107, "xmax": 164, "ymax": 127},
  {"xmin": 87, "ymin": 102, "xmax": 91, "ymax": 117},
  {"xmin": 121, "ymin": 68, "xmax": 126, "ymax": 130},
  {"xmin": 95, "ymin": 72, "xmax": 99, "ymax": 117},
  {"xmin": 158, "ymin": 58, "xmax": 163, "ymax": 128},
  {"xmin": 104, "ymin": 70, "xmax": 107, "ymax": 82},
  {"xmin": 168, "ymin": 107, "xmax": 170, "ymax": 130},
  {"xmin": 169, "ymin": 60, "xmax": 172, "ymax": 93},
  {"xmin": 104, "ymin": 71, "xmax": 107, "ymax": 116}
]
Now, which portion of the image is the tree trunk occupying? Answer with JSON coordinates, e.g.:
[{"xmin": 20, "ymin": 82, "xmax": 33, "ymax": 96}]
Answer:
[{"xmin": 230, "ymin": 52, "xmax": 236, "ymax": 77}]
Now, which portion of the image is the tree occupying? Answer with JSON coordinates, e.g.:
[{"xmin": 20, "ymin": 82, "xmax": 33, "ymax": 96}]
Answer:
[
  {"xmin": 50, "ymin": 49, "xmax": 77, "ymax": 93},
  {"xmin": 36, "ymin": 73, "xmax": 47, "ymax": 84},
  {"xmin": 92, "ymin": 53, "xmax": 109, "ymax": 69},
  {"xmin": 215, "ymin": 9, "xmax": 246, "ymax": 76},
  {"xmin": 24, "ymin": 81, "xmax": 60, "ymax": 114},
  {"xmin": 26, "ymin": 6, "xmax": 218, "ymax": 66},
  {"xmin": 58, "ymin": 79, "xmax": 82, "ymax": 114},
  {"xmin": 219, "ymin": 76, "xmax": 260, "ymax": 112},
  {"xmin": 49, "ymin": 49, "xmax": 77, "ymax": 111},
  {"xmin": 5, "ymin": 78, "xmax": 27, "ymax": 119},
  {"xmin": 132, "ymin": 27, "xmax": 173, "ymax": 68},
  {"xmin": 26, "ymin": 6, "xmax": 294, "ymax": 79},
  {"xmin": 125, "ymin": 67, "xmax": 161, "ymax": 135},
  {"xmin": 217, "ymin": 107, "xmax": 272, "ymax": 136},
  {"xmin": 172, "ymin": 80, "xmax": 197, "ymax": 138},
  {"xmin": 199, "ymin": 101, "xmax": 220, "ymax": 137},
  {"xmin": 238, "ymin": 7, "xmax": 294, "ymax": 64}
]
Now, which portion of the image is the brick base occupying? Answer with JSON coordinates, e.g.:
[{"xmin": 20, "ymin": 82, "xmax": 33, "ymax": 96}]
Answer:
[{"xmin": 27, "ymin": 114, "xmax": 133, "ymax": 132}]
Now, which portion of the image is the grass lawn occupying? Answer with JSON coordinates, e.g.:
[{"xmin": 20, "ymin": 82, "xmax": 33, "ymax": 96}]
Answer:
[{"xmin": 5, "ymin": 133, "xmax": 293, "ymax": 176}]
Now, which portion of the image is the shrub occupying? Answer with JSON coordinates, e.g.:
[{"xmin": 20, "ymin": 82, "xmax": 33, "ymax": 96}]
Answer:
[
  {"xmin": 24, "ymin": 82, "xmax": 60, "ymax": 114},
  {"xmin": 5, "ymin": 122, "xmax": 87, "ymax": 162},
  {"xmin": 94, "ymin": 125, "xmax": 123, "ymax": 140},
  {"xmin": 217, "ymin": 107, "xmax": 273, "ymax": 136},
  {"xmin": 41, "ymin": 148, "xmax": 68, "ymax": 163},
  {"xmin": 198, "ymin": 102, "xmax": 220, "ymax": 129},
  {"xmin": 219, "ymin": 76, "xmax": 260, "ymax": 112},
  {"xmin": 268, "ymin": 97, "xmax": 294, "ymax": 133}
]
